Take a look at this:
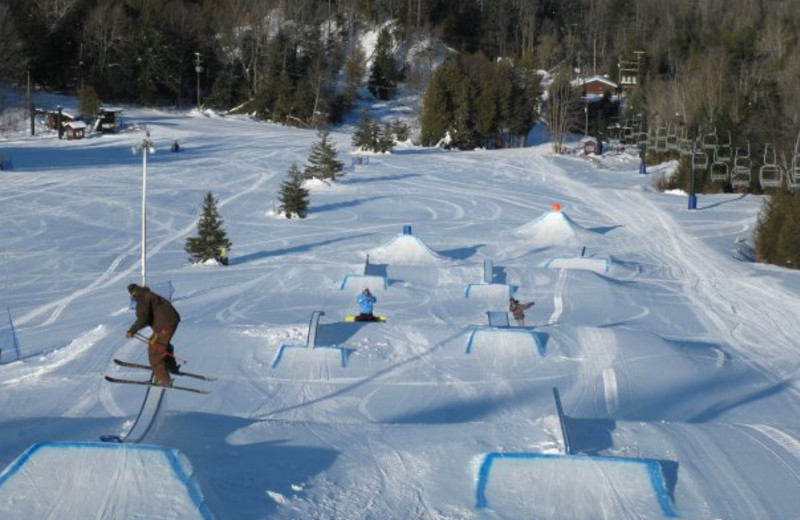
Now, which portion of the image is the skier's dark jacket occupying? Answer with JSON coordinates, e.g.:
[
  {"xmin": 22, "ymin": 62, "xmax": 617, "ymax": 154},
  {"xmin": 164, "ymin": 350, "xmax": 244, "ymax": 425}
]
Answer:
[{"xmin": 128, "ymin": 286, "xmax": 181, "ymax": 336}]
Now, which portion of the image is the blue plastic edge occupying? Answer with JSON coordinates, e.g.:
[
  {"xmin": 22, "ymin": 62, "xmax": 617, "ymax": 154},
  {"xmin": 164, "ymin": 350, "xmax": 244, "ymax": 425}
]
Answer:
[
  {"xmin": 0, "ymin": 442, "xmax": 214, "ymax": 519},
  {"xmin": 475, "ymin": 452, "xmax": 678, "ymax": 517}
]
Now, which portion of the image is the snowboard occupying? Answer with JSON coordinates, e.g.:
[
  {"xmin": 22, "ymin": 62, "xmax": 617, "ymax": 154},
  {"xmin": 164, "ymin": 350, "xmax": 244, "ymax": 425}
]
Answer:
[{"xmin": 344, "ymin": 315, "xmax": 387, "ymax": 322}]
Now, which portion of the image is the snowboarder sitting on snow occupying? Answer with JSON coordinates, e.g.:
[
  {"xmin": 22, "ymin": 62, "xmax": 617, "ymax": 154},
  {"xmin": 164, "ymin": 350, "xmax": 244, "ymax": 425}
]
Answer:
[
  {"xmin": 355, "ymin": 288, "xmax": 379, "ymax": 322},
  {"xmin": 509, "ymin": 297, "xmax": 534, "ymax": 327},
  {"xmin": 126, "ymin": 283, "xmax": 181, "ymax": 386}
]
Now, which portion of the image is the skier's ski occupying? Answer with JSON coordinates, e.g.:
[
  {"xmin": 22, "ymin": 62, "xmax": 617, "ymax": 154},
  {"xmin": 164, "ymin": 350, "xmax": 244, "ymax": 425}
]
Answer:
[
  {"xmin": 113, "ymin": 358, "xmax": 217, "ymax": 381},
  {"xmin": 104, "ymin": 375, "xmax": 210, "ymax": 394}
]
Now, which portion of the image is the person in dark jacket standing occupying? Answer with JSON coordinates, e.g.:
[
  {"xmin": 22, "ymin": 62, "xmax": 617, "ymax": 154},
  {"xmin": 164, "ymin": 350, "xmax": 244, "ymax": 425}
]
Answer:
[
  {"xmin": 126, "ymin": 283, "xmax": 181, "ymax": 386},
  {"xmin": 509, "ymin": 297, "xmax": 534, "ymax": 327}
]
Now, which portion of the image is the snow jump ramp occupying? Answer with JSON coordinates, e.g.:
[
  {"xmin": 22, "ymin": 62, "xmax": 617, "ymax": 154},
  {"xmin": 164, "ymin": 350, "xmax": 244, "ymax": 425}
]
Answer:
[
  {"xmin": 466, "ymin": 326, "xmax": 544, "ymax": 356},
  {"xmin": 272, "ymin": 311, "xmax": 350, "ymax": 370},
  {"xmin": 0, "ymin": 441, "xmax": 213, "ymax": 519},
  {"xmin": 475, "ymin": 452, "xmax": 677, "ymax": 518}
]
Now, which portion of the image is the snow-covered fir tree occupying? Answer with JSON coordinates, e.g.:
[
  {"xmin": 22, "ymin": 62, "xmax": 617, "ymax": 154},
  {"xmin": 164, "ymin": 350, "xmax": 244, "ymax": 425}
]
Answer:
[
  {"xmin": 278, "ymin": 162, "xmax": 310, "ymax": 219},
  {"xmin": 351, "ymin": 110, "xmax": 378, "ymax": 151},
  {"xmin": 184, "ymin": 192, "xmax": 232, "ymax": 264},
  {"xmin": 304, "ymin": 130, "xmax": 344, "ymax": 181}
]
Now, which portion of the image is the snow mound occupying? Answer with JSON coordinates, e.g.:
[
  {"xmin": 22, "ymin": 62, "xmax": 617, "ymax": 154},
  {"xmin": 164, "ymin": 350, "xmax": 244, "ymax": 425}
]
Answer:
[
  {"xmin": 367, "ymin": 234, "xmax": 444, "ymax": 265},
  {"xmin": 515, "ymin": 210, "xmax": 592, "ymax": 246}
]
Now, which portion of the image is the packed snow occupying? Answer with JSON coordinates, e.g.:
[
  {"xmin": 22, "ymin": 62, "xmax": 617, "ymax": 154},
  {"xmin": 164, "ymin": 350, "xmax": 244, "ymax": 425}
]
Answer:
[{"xmin": 2, "ymin": 96, "xmax": 800, "ymax": 519}]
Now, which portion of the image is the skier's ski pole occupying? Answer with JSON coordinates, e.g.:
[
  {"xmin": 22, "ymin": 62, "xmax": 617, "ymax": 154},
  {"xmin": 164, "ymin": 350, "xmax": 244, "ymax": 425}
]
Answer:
[{"xmin": 132, "ymin": 332, "xmax": 187, "ymax": 364}]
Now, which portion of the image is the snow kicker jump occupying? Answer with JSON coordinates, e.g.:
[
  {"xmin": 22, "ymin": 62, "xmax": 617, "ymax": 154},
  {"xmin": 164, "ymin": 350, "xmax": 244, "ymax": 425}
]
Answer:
[
  {"xmin": 465, "ymin": 326, "xmax": 544, "ymax": 356},
  {"xmin": 0, "ymin": 442, "xmax": 213, "ymax": 519},
  {"xmin": 271, "ymin": 311, "xmax": 349, "ymax": 370},
  {"xmin": 475, "ymin": 452, "xmax": 677, "ymax": 518}
]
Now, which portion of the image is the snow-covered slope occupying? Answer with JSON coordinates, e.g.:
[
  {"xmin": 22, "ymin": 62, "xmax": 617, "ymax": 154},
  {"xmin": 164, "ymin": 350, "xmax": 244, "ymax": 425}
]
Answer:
[{"xmin": 1, "ymin": 104, "xmax": 800, "ymax": 519}]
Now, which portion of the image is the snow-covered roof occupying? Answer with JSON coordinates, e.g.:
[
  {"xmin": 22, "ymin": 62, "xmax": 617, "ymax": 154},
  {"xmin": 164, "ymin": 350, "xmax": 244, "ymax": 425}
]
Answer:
[{"xmin": 578, "ymin": 75, "xmax": 618, "ymax": 88}]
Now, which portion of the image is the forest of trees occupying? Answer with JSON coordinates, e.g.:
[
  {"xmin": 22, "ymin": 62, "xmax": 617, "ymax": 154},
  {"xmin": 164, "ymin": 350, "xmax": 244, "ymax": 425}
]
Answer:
[{"xmin": 2, "ymin": 0, "xmax": 800, "ymax": 266}]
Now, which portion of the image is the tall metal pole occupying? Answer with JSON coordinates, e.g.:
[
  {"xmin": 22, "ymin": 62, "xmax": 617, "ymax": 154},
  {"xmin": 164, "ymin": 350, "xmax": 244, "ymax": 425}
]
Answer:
[
  {"xmin": 135, "ymin": 130, "xmax": 155, "ymax": 285},
  {"xmin": 194, "ymin": 52, "xmax": 202, "ymax": 109},
  {"xmin": 141, "ymin": 143, "xmax": 147, "ymax": 285},
  {"xmin": 688, "ymin": 125, "xmax": 698, "ymax": 210},
  {"xmin": 27, "ymin": 67, "xmax": 34, "ymax": 136}
]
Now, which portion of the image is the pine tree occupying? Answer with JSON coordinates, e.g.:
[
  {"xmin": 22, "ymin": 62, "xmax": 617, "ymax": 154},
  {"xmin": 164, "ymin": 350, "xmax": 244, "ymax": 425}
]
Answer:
[
  {"xmin": 451, "ymin": 78, "xmax": 477, "ymax": 150},
  {"xmin": 184, "ymin": 192, "xmax": 232, "ymax": 264},
  {"xmin": 368, "ymin": 27, "xmax": 398, "ymax": 100},
  {"xmin": 77, "ymin": 85, "xmax": 101, "ymax": 120},
  {"xmin": 351, "ymin": 110, "xmax": 376, "ymax": 150},
  {"xmin": 377, "ymin": 122, "xmax": 396, "ymax": 153},
  {"xmin": 420, "ymin": 58, "xmax": 458, "ymax": 146},
  {"xmin": 344, "ymin": 43, "xmax": 366, "ymax": 108},
  {"xmin": 278, "ymin": 162, "xmax": 310, "ymax": 219},
  {"xmin": 305, "ymin": 130, "xmax": 344, "ymax": 181}
]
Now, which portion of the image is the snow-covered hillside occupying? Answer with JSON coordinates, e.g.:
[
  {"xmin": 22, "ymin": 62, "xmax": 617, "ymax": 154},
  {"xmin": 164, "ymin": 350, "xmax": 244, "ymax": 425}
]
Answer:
[{"xmin": 2, "ymin": 102, "xmax": 800, "ymax": 520}]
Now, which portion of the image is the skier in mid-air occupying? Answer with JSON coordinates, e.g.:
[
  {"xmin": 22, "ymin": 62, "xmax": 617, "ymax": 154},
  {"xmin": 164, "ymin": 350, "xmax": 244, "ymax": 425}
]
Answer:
[
  {"xmin": 126, "ymin": 283, "xmax": 181, "ymax": 386},
  {"xmin": 355, "ymin": 288, "xmax": 379, "ymax": 322}
]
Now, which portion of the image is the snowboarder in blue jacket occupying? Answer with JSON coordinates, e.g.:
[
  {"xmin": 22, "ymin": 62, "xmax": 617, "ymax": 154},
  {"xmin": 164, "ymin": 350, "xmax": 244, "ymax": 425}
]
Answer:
[{"xmin": 356, "ymin": 288, "xmax": 379, "ymax": 322}]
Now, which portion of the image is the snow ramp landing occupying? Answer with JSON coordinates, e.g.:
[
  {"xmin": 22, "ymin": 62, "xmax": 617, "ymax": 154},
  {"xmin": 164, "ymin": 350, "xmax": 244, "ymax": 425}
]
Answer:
[
  {"xmin": 0, "ymin": 442, "xmax": 213, "ymax": 519},
  {"xmin": 466, "ymin": 327, "xmax": 544, "ymax": 356},
  {"xmin": 476, "ymin": 452, "xmax": 677, "ymax": 518}
]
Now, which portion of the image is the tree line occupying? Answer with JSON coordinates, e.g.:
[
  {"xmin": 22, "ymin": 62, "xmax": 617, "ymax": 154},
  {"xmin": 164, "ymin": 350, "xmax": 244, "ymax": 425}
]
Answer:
[{"xmin": 3, "ymin": 0, "xmax": 800, "ymax": 267}]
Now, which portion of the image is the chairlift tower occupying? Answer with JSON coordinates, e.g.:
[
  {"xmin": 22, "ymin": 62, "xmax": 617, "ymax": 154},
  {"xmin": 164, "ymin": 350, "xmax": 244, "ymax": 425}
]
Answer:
[
  {"xmin": 132, "ymin": 129, "xmax": 155, "ymax": 285},
  {"xmin": 688, "ymin": 125, "xmax": 700, "ymax": 210}
]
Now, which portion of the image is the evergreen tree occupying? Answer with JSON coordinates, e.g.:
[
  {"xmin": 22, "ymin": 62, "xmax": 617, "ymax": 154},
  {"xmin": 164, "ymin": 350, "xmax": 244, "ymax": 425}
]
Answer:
[
  {"xmin": 377, "ymin": 122, "xmax": 396, "ymax": 153},
  {"xmin": 391, "ymin": 119, "xmax": 410, "ymax": 142},
  {"xmin": 351, "ymin": 109, "xmax": 377, "ymax": 150},
  {"xmin": 344, "ymin": 43, "xmax": 366, "ymax": 108},
  {"xmin": 305, "ymin": 130, "xmax": 344, "ymax": 180},
  {"xmin": 184, "ymin": 192, "xmax": 232, "ymax": 264},
  {"xmin": 278, "ymin": 162, "xmax": 310, "ymax": 219},
  {"xmin": 368, "ymin": 27, "xmax": 399, "ymax": 100},
  {"xmin": 508, "ymin": 65, "xmax": 542, "ymax": 147},
  {"xmin": 451, "ymin": 78, "xmax": 477, "ymax": 150},
  {"xmin": 420, "ymin": 57, "xmax": 469, "ymax": 146},
  {"xmin": 77, "ymin": 85, "xmax": 101, "ymax": 120}
]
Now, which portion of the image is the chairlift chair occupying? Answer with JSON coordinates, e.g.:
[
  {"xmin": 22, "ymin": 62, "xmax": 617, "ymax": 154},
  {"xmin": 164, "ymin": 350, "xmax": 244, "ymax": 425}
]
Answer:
[
  {"xmin": 655, "ymin": 126, "xmax": 668, "ymax": 153},
  {"xmin": 758, "ymin": 143, "xmax": 783, "ymax": 189},
  {"xmin": 665, "ymin": 125, "xmax": 679, "ymax": 152},
  {"xmin": 646, "ymin": 130, "xmax": 656, "ymax": 151},
  {"xmin": 730, "ymin": 142, "xmax": 752, "ymax": 189},
  {"xmin": 710, "ymin": 161, "xmax": 729, "ymax": 183},
  {"xmin": 702, "ymin": 128, "xmax": 718, "ymax": 151},
  {"xmin": 679, "ymin": 132, "xmax": 694, "ymax": 157},
  {"xmin": 692, "ymin": 149, "xmax": 709, "ymax": 171},
  {"xmin": 714, "ymin": 131, "xmax": 732, "ymax": 164},
  {"xmin": 622, "ymin": 125, "xmax": 634, "ymax": 145},
  {"xmin": 639, "ymin": 130, "xmax": 649, "ymax": 147}
]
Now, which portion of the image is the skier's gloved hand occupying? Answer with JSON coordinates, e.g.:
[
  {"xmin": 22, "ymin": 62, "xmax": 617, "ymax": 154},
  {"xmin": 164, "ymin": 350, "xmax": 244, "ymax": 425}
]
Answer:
[{"xmin": 126, "ymin": 331, "xmax": 134, "ymax": 339}]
